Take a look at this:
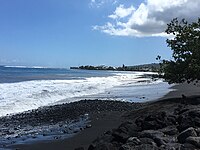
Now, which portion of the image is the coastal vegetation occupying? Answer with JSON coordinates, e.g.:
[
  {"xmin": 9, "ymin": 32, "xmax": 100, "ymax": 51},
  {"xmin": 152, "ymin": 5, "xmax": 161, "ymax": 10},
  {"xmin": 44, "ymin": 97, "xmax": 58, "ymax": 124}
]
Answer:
[
  {"xmin": 70, "ymin": 63, "xmax": 160, "ymax": 72},
  {"xmin": 158, "ymin": 18, "xmax": 200, "ymax": 84}
]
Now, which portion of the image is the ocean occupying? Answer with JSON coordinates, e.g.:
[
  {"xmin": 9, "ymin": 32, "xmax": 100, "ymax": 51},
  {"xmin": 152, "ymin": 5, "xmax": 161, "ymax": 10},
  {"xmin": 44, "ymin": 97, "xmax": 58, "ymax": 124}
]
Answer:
[{"xmin": 0, "ymin": 66, "xmax": 173, "ymax": 117}]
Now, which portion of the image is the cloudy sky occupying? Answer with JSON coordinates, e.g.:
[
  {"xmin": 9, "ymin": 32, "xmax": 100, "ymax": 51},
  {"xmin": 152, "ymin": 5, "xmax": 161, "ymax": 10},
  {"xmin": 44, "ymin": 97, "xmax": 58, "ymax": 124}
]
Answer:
[{"xmin": 0, "ymin": 0, "xmax": 199, "ymax": 67}]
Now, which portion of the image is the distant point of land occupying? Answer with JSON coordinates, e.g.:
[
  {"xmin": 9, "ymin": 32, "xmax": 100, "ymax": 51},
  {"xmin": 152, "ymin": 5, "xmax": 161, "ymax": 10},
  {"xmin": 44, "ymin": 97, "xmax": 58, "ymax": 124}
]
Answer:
[{"xmin": 70, "ymin": 63, "xmax": 160, "ymax": 72}]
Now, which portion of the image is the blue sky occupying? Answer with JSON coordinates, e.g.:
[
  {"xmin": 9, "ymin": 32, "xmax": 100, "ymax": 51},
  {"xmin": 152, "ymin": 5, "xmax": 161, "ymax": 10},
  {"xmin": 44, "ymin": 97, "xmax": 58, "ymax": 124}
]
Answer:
[{"xmin": 0, "ymin": 0, "xmax": 198, "ymax": 67}]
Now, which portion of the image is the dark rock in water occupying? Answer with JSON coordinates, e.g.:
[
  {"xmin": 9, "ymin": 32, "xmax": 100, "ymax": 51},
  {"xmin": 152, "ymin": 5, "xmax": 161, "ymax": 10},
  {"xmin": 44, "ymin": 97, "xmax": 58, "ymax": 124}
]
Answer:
[
  {"xmin": 185, "ymin": 136, "xmax": 200, "ymax": 148},
  {"xmin": 74, "ymin": 147, "xmax": 85, "ymax": 150},
  {"xmin": 177, "ymin": 127, "xmax": 197, "ymax": 143}
]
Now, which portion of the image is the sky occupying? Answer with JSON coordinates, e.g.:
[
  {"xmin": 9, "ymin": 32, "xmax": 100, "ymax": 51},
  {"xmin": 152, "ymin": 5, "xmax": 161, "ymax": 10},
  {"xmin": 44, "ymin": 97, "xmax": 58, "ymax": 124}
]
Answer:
[{"xmin": 0, "ymin": 0, "xmax": 199, "ymax": 68}]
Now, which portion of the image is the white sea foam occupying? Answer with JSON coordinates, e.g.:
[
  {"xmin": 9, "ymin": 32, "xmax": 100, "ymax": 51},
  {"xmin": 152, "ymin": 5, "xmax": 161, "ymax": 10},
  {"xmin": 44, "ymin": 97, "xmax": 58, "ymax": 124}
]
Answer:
[{"xmin": 0, "ymin": 72, "xmax": 169, "ymax": 117}]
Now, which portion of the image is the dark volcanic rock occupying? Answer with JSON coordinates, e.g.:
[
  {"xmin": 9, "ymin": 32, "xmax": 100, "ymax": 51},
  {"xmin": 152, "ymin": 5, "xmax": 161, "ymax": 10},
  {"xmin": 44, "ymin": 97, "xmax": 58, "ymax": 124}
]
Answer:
[
  {"xmin": 84, "ymin": 96, "xmax": 200, "ymax": 150},
  {"xmin": 159, "ymin": 126, "xmax": 178, "ymax": 136},
  {"xmin": 139, "ymin": 137, "xmax": 155, "ymax": 145},
  {"xmin": 135, "ymin": 112, "xmax": 176, "ymax": 130},
  {"xmin": 126, "ymin": 137, "xmax": 141, "ymax": 145},
  {"xmin": 177, "ymin": 127, "xmax": 197, "ymax": 143},
  {"xmin": 178, "ymin": 109, "xmax": 200, "ymax": 132},
  {"xmin": 120, "ymin": 143, "xmax": 159, "ymax": 150},
  {"xmin": 75, "ymin": 147, "xmax": 85, "ymax": 150},
  {"xmin": 112, "ymin": 121, "xmax": 139, "ymax": 143},
  {"xmin": 139, "ymin": 130, "xmax": 167, "ymax": 147},
  {"xmin": 185, "ymin": 136, "xmax": 200, "ymax": 148},
  {"xmin": 180, "ymin": 143, "xmax": 197, "ymax": 150},
  {"xmin": 88, "ymin": 143, "xmax": 117, "ymax": 150}
]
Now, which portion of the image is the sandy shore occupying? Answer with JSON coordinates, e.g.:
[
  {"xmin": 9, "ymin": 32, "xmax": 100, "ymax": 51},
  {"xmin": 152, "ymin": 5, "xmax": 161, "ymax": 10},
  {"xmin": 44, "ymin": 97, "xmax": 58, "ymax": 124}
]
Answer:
[
  {"xmin": 160, "ymin": 82, "xmax": 200, "ymax": 99},
  {"xmin": 4, "ymin": 83, "xmax": 200, "ymax": 150}
]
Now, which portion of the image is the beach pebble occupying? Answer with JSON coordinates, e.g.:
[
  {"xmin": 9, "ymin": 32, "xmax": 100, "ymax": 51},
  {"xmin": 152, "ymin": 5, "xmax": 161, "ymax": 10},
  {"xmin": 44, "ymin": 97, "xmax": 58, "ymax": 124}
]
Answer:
[
  {"xmin": 86, "ymin": 124, "xmax": 92, "ymax": 128},
  {"xmin": 54, "ymin": 136, "xmax": 61, "ymax": 140}
]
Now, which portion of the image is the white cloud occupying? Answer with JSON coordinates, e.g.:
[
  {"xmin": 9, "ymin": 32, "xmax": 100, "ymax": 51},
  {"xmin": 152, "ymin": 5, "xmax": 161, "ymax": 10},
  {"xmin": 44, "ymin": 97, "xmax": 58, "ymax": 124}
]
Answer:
[
  {"xmin": 93, "ymin": 0, "xmax": 200, "ymax": 37},
  {"xmin": 89, "ymin": 0, "xmax": 118, "ymax": 8},
  {"xmin": 108, "ymin": 5, "xmax": 135, "ymax": 19}
]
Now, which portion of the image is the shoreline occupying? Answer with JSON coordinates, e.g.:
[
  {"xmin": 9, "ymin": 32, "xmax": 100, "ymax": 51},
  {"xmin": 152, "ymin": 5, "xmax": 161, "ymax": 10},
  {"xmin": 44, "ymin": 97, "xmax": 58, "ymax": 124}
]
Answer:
[
  {"xmin": 1, "ymin": 100, "xmax": 142, "ymax": 150},
  {"xmin": 4, "ymin": 83, "xmax": 200, "ymax": 150}
]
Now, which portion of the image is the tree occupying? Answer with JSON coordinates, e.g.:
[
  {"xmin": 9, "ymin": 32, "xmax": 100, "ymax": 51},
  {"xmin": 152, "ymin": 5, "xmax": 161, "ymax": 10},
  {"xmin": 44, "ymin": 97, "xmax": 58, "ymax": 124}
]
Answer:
[{"xmin": 159, "ymin": 18, "xmax": 200, "ymax": 84}]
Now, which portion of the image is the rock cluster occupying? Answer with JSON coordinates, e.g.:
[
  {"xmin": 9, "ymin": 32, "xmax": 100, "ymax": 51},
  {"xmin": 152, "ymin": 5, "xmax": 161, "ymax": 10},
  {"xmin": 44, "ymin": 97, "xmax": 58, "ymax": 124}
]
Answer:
[{"xmin": 79, "ymin": 97, "xmax": 200, "ymax": 150}]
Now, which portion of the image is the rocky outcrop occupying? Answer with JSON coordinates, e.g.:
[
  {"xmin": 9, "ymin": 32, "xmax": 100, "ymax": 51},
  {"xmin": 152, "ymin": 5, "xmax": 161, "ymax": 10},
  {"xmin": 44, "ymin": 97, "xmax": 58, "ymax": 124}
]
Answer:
[{"xmin": 83, "ymin": 96, "xmax": 200, "ymax": 150}]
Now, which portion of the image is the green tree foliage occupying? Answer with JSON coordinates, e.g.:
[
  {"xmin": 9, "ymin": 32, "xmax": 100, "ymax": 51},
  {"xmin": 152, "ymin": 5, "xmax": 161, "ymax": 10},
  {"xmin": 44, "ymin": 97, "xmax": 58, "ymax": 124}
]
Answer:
[{"xmin": 160, "ymin": 18, "xmax": 200, "ymax": 84}]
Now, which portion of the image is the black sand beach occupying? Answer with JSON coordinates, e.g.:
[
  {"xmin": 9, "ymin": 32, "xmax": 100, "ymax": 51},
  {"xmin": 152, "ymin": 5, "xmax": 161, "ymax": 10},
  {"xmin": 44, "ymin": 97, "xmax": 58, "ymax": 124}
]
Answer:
[{"xmin": 2, "ymin": 83, "xmax": 200, "ymax": 150}]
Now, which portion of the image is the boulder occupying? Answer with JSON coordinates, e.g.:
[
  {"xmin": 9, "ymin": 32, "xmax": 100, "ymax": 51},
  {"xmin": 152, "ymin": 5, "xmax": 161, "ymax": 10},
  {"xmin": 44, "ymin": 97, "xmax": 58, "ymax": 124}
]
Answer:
[
  {"xmin": 120, "ymin": 144, "xmax": 158, "ymax": 150},
  {"xmin": 177, "ymin": 127, "xmax": 197, "ymax": 143},
  {"xmin": 139, "ymin": 130, "xmax": 166, "ymax": 147},
  {"xmin": 185, "ymin": 136, "xmax": 200, "ymax": 148},
  {"xmin": 126, "ymin": 137, "xmax": 141, "ymax": 146},
  {"xmin": 112, "ymin": 122, "xmax": 139, "ymax": 143},
  {"xmin": 180, "ymin": 143, "xmax": 197, "ymax": 150},
  {"xmin": 112, "ymin": 129, "xmax": 130, "ymax": 143},
  {"xmin": 135, "ymin": 112, "xmax": 176, "ymax": 130},
  {"xmin": 139, "ymin": 130, "xmax": 164, "ymax": 139},
  {"xmin": 196, "ymin": 128, "xmax": 200, "ymax": 136},
  {"xmin": 159, "ymin": 126, "xmax": 178, "ymax": 136},
  {"xmin": 178, "ymin": 109, "xmax": 200, "ymax": 132}
]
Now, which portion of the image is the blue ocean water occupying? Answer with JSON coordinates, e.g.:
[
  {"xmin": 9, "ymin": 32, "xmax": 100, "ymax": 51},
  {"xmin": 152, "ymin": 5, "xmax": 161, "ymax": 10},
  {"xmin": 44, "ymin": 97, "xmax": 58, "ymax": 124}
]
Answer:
[
  {"xmin": 0, "ymin": 66, "xmax": 173, "ymax": 116},
  {"xmin": 0, "ymin": 66, "xmax": 113, "ymax": 83}
]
